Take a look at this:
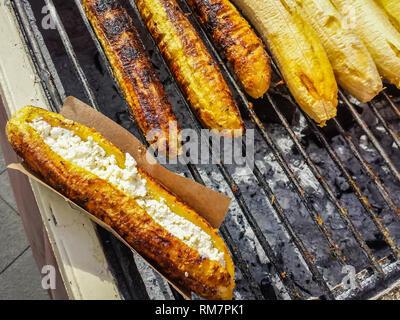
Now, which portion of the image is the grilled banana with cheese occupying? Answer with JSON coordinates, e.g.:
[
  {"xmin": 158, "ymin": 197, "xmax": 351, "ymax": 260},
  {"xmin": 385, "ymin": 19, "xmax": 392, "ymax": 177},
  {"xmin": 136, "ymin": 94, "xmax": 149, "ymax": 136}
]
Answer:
[
  {"xmin": 231, "ymin": 0, "xmax": 338, "ymax": 125},
  {"xmin": 134, "ymin": 0, "xmax": 245, "ymax": 136},
  {"xmin": 186, "ymin": 0, "xmax": 271, "ymax": 99},
  {"xmin": 6, "ymin": 106, "xmax": 235, "ymax": 300},
  {"xmin": 83, "ymin": 0, "xmax": 181, "ymax": 157},
  {"xmin": 375, "ymin": 0, "xmax": 400, "ymax": 32},
  {"xmin": 332, "ymin": 0, "xmax": 400, "ymax": 88},
  {"xmin": 286, "ymin": 0, "xmax": 382, "ymax": 102}
]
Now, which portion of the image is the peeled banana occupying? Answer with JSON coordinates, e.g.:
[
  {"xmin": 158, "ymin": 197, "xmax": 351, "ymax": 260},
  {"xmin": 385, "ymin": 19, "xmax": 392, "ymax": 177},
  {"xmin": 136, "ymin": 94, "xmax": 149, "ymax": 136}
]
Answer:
[
  {"xmin": 287, "ymin": 0, "xmax": 382, "ymax": 102},
  {"xmin": 332, "ymin": 0, "xmax": 400, "ymax": 88}
]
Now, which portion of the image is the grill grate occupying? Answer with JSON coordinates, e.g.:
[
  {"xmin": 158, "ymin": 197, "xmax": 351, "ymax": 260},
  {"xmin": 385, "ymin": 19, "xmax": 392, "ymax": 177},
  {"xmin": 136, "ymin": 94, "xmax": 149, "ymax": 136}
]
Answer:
[{"xmin": 9, "ymin": 0, "xmax": 400, "ymax": 300}]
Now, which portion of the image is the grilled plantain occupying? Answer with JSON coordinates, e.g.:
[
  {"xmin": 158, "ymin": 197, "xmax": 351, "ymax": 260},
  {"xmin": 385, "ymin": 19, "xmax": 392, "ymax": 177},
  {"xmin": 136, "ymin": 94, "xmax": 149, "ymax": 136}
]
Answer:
[
  {"xmin": 231, "ymin": 0, "xmax": 338, "ymax": 125},
  {"xmin": 134, "ymin": 0, "xmax": 245, "ymax": 136},
  {"xmin": 83, "ymin": 0, "xmax": 181, "ymax": 157},
  {"xmin": 6, "ymin": 106, "xmax": 235, "ymax": 300},
  {"xmin": 375, "ymin": 0, "xmax": 400, "ymax": 32},
  {"xmin": 332, "ymin": 0, "xmax": 400, "ymax": 88},
  {"xmin": 186, "ymin": 0, "xmax": 271, "ymax": 99},
  {"xmin": 286, "ymin": 0, "xmax": 382, "ymax": 102}
]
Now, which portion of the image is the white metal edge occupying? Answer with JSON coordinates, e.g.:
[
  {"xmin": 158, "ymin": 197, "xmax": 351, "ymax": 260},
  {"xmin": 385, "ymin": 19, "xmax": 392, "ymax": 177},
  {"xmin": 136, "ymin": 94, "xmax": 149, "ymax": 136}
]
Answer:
[{"xmin": 0, "ymin": 2, "xmax": 121, "ymax": 300}]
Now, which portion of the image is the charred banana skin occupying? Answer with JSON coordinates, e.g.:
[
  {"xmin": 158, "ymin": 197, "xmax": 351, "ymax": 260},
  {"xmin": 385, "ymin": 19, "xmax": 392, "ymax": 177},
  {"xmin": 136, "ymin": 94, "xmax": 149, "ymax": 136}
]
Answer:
[
  {"xmin": 186, "ymin": 0, "xmax": 271, "ymax": 99},
  {"xmin": 6, "ymin": 106, "xmax": 235, "ymax": 300},
  {"xmin": 135, "ymin": 0, "xmax": 245, "ymax": 136},
  {"xmin": 83, "ymin": 0, "xmax": 181, "ymax": 156}
]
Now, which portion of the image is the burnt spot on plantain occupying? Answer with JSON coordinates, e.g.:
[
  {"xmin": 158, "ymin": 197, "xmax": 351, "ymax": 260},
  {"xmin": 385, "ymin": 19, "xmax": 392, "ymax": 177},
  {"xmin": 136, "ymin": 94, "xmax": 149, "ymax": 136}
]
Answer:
[
  {"xmin": 103, "ymin": 15, "xmax": 130, "ymax": 38},
  {"xmin": 120, "ymin": 45, "xmax": 140, "ymax": 63}
]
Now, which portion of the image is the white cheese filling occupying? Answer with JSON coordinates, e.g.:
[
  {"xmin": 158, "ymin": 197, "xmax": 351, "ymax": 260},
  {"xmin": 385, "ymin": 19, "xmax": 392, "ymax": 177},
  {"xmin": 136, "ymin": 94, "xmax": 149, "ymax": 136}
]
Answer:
[{"xmin": 30, "ymin": 118, "xmax": 225, "ymax": 267}]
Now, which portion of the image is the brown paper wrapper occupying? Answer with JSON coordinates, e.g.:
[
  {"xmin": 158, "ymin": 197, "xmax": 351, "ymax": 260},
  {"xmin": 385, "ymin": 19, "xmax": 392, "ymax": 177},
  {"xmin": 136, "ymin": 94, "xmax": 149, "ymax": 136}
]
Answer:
[{"xmin": 8, "ymin": 96, "xmax": 232, "ymax": 300}]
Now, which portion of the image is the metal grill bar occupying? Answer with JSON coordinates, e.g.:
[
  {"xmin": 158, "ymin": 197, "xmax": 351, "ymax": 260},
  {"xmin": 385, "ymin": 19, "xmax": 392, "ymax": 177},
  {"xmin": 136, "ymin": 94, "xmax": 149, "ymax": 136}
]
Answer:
[
  {"xmin": 99, "ymin": 230, "xmax": 152, "ymax": 300},
  {"xmin": 247, "ymin": 151, "xmax": 336, "ymax": 297},
  {"xmin": 173, "ymin": 0, "xmax": 348, "ymax": 297},
  {"xmin": 218, "ymin": 226, "xmax": 265, "ymax": 299},
  {"xmin": 339, "ymin": 91, "xmax": 400, "ymax": 184},
  {"xmin": 213, "ymin": 168, "xmax": 300, "ymax": 299}
]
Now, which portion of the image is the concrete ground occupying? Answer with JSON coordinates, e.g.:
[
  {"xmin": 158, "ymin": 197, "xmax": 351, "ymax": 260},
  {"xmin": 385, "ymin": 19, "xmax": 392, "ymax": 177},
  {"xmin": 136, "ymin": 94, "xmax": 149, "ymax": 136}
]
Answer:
[{"xmin": 0, "ymin": 146, "xmax": 49, "ymax": 300}]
